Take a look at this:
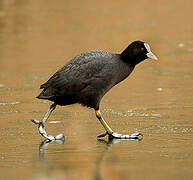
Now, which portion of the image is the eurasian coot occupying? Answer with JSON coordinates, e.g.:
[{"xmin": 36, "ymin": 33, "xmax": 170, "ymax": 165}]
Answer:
[{"xmin": 32, "ymin": 41, "xmax": 157, "ymax": 141}]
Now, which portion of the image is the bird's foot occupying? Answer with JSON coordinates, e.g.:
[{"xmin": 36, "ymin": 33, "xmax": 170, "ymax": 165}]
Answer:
[
  {"xmin": 109, "ymin": 132, "xmax": 143, "ymax": 140},
  {"xmin": 31, "ymin": 119, "xmax": 65, "ymax": 141},
  {"xmin": 97, "ymin": 131, "xmax": 143, "ymax": 140},
  {"xmin": 97, "ymin": 131, "xmax": 108, "ymax": 138}
]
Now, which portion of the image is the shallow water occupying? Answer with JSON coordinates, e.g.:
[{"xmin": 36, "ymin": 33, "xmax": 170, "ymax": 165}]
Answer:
[{"xmin": 0, "ymin": 0, "xmax": 193, "ymax": 179}]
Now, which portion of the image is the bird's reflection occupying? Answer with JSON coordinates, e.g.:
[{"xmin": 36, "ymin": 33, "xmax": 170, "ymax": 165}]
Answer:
[
  {"xmin": 39, "ymin": 139, "xmax": 65, "ymax": 161},
  {"xmin": 94, "ymin": 137, "xmax": 142, "ymax": 180},
  {"xmin": 38, "ymin": 136, "xmax": 142, "ymax": 160},
  {"xmin": 38, "ymin": 137, "xmax": 142, "ymax": 180}
]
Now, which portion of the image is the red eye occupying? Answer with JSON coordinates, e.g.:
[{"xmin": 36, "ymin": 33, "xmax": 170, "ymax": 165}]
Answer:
[{"xmin": 141, "ymin": 47, "xmax": 145, "ymax": 51}]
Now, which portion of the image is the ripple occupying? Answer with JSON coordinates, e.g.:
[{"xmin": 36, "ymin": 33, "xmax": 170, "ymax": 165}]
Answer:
[
  {"xmin": 49, "ymin": 121, "xmax": 61, "ymax": 124},
  {"xmin": 141, "ymin": 125, "xmax": 193, "ymax": 134},
  {"xmin": 0, "ymin": 102, "xmax": 20, "ymax": 106},
  {"xmin": 103, "ymin": 108, "xmax": 162, "ymax": 118}
]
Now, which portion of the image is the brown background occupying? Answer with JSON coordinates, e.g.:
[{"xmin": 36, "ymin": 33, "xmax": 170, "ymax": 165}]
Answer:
[{"xmin": 0, "ymin": 0, "xmax": 193, "ymax": 179}]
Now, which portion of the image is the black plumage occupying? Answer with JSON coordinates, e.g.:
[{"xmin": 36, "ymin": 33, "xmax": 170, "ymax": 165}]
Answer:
[
  {"xmin": 37, "ymin": 41, "xmax": 151, "ymax": 109},
  {"xmin": 33, "ymin": 40, "xmax": 157, "ymax": 140}
]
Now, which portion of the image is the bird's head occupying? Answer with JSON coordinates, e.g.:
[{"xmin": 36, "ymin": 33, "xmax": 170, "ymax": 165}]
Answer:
[{"xmin": 121, "ymin": 41, "xmax": 158, "ymax": 65}]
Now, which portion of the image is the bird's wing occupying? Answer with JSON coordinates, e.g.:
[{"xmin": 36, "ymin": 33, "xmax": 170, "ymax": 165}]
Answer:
[{"xmin": 39, "ymin": 51, "xmax": 116, "ymax": 98}]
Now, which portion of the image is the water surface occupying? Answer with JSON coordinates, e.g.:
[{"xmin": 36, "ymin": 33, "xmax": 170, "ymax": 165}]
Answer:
[{"xmin": 0, "ymin": 0, "xmax": 193, "ymax": 179}]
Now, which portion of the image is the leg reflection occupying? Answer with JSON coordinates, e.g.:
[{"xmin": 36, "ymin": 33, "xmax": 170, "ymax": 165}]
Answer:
[
  {"xmin": 39, "ymin": 139, "xmax": 64, "ymax": 161},
  {"xmin": 93, "ymin": 137, "xmax": 142, "ymax": 180}
]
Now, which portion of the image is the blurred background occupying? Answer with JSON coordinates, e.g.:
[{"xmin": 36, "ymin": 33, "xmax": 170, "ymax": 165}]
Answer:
[{"xmin": 0, "ymin": 0, "xmax": 193, "ymax": 179}]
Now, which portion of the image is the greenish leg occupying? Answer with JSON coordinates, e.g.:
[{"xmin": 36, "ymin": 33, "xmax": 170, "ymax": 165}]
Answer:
[
  {"xmin": 95, "ymin": 109, "xmax": 143, "ymax": 140},
  {"xmin": 95, "ymin": 110, "xmax": 113, "ymax": 135},
  {"xmin": 31, "ymin": 103, "xmax": 64, "ymax": 141},
  {"xmin": 42, "ymin": 103, "xmax": 56, "ymax": 125}
]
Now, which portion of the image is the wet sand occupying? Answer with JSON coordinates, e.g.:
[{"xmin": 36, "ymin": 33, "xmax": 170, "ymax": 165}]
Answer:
[{"xmin": 0, "ymin": 0, "xmax": 193, "ymax": 179}]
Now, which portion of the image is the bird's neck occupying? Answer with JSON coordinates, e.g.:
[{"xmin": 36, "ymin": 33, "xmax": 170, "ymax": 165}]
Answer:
[
  {"xmin": 120, "ymin": 51, "xmax": 146, "ymax": 66},
  {"xmin": 120, "ymin": 52, "xmax": 137, "ymax": 67}
]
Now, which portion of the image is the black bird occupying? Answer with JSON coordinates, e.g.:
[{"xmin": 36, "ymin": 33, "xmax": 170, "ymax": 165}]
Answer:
[{"xmin": 32, "ymin": 41, "xmax": 158, "ymax": 141}]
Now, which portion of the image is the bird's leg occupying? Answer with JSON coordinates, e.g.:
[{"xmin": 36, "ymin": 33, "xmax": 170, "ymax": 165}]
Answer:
[
  {"xmin": 95, "ymin": 109, "xmax": 143, "ymax": 140},
  {"xmin": 95, "ymin": 110, "xmax": 113, "ymax": 136},
  {"xmin": 31, "ymin": 103, "xmax": 64, "ymax": 141}
]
